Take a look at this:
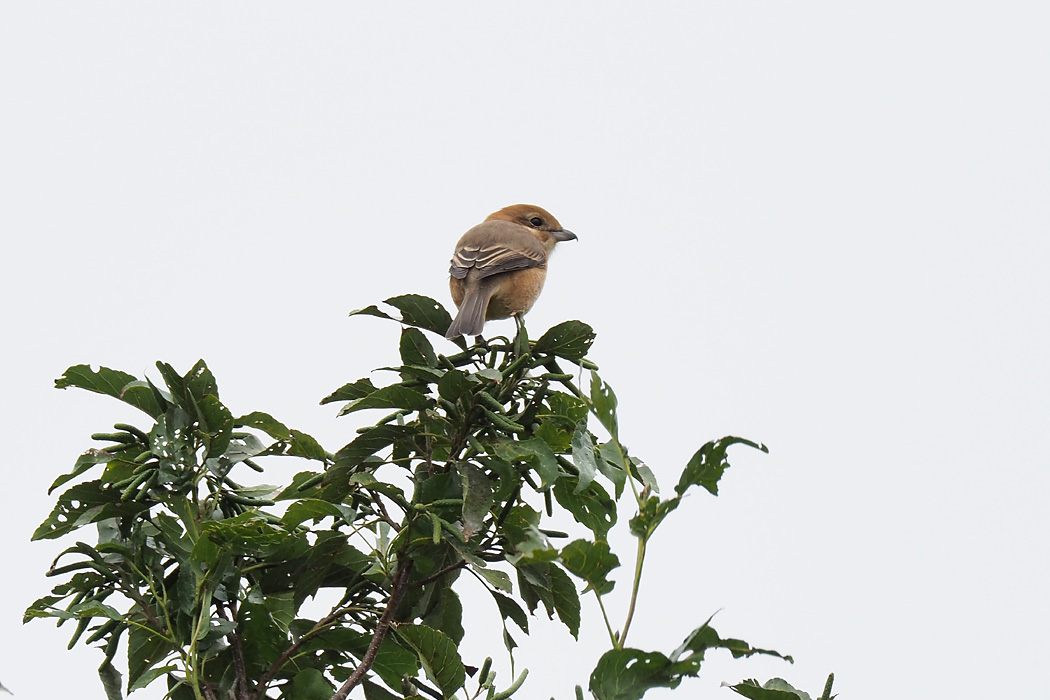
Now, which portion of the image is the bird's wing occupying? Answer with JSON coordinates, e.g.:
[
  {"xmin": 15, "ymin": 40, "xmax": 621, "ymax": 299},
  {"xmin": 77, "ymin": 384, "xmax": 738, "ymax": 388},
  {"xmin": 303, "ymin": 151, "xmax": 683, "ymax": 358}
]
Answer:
[{"xmin": 449, "ymin": 221, "xmax": 547, "ymax": 280}]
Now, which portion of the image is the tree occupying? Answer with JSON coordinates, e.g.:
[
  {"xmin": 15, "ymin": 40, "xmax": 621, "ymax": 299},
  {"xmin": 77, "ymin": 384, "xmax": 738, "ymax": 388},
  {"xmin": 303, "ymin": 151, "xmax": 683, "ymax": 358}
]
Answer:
[{"xmin": 25, "ymin": 295, "xmax": 833, "ymax": 700}]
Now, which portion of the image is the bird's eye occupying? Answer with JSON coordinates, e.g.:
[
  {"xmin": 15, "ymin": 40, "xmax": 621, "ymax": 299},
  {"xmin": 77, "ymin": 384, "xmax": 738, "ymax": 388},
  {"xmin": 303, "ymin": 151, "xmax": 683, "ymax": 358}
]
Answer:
[{"xmin": 529, "ymin": 217, "xmax": 543, "ymax": 227}]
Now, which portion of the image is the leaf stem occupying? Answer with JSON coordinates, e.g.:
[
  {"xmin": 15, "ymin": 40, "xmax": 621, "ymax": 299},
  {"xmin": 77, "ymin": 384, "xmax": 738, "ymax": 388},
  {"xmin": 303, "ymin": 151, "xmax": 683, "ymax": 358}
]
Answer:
[
  {"xmin": 594, "ymin": 592, "xmax": 617, "ymax": 647},
  {"xmin": 618, "ymin": 537, "xmax": 647, "ymax": 648}
]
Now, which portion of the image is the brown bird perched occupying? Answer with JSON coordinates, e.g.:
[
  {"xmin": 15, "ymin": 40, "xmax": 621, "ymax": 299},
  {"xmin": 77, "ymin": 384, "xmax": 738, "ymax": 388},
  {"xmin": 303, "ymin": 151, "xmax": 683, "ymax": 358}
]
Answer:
[{"xmin": 445, "ymin": 204, "xmax": 577, "ymax": 339}]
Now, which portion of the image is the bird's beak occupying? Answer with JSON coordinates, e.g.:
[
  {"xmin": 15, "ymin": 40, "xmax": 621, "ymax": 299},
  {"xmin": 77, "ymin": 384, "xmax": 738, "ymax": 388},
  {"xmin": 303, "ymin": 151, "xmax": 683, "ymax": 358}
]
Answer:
[{"xmin": 553, "ymin": 229, "xmax": 578, "ymax": 242}]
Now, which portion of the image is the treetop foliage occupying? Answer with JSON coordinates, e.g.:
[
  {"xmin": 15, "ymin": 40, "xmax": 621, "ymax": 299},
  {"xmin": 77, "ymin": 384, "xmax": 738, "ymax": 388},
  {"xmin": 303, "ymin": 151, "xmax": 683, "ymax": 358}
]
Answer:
[{"xmin": 25, "ymin": 295, "xmax": 831, "ymax": 700}]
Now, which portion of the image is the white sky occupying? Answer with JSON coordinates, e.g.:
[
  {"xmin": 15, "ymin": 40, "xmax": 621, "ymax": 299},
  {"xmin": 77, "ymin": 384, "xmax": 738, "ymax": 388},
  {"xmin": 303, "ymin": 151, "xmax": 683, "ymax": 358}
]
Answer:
[{"xmin": 2, "ymin": 3, "xmax": 1048, "ymax": 699}]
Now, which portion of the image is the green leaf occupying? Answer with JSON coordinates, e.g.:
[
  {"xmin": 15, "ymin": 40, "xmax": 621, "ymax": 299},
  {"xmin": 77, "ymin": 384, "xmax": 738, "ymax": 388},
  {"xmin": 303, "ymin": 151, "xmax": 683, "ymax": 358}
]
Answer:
[
  {"xmin": 676, "ymin": 436, "xmax": 768, "ymax": 497},
  {"xmin": 236, "ymin": 411, "xmax": 292, "ymax": 440},
  {"xmin": 362, "ymin": 680, "xmax": 407, "ymax": 700},
  {"xmin": 126, "ymin": 615, "xmax": 171, "ymax": 692},
  {"xmin": 492, "ymin": 438, "xmax": 559, "ymax": 491},
  {"xmin": 459, "ymin": 463, "xmax": 494, "ymax": 538},
  {"xmin": 437, "ymin": 369, "xmax": 474, "ymax": 402},
  {"xmin": 119, "ymin": 383, "xmax": 166, "ymax": 418},
  {"xmin": 287, "ymin": 668, "xmax": 334, "ymax": 700},
  {"xmin": 99, "ymin": 661, "xmax": 123, "ymax": 700},
  {"xmin": 198, "ymin": 394, "xmax": 233, "ymax": 459},
  {"xmin": 553, "ymin": 478, "xmax": 616, "ymax": 539},
  {"xmin": 560, "ymin": 539, "xmax": 619, "ymax": 595},
  {"xmin": 472, "ymin": 565, "xmax": 512, "ymax": 592},
  {"xmin": 571, "ymin": 422, "xmax": 599, "ymax": 493},
  {"xmin": 183, "ymin": 359, "xmax": 217, "ymax": 401},
  {"xmin": 33, "ymin": 481, "xmax": 145, "ymax": 540},
  {"xmin": 533, "ymin": 320, "xmax": 596, "ymax": 362},
  {"xmin": 597, "ymin": 441, "xmax": 627, "ymax": 497},
  {"xmin": 336, "ymin": 385, "xmax": 432, "ymax": 416},
  {"xmin": 491, "ymin": 591, "xmax": 529, "ymax": 633},
  {"xmin": 128, "ymin": 665, "xmax": 177, "ymax": 693},
  {"xmin": 55, "ymin": 365, "xmax": 137, "ymax": 399},
  {"xmin": 423, "ymin": 587, "xmax": 465, "ymax": 644},
  {"xmin": 395, "ymin": 624, "xmax": 466, "ymax": 698},
  {"xmin": 728, "ymin": 679, "xmax": 813, "ymax": 700},
  {"xmin": 628, "ymin": 495, "xmax": 680, "ymax": 540},
  {"xmin": 48, "ymin": 450, "xmax": 112, "ymax": 494},
  {"xmin": 282, "ymin": 499, "xmax": 351, "ymax": 527},
  {"xmin": 670, "ymin": 619, "xmax": 791, "ymax": 665},
  {"xmin": 320, "ymin": 378, "xmax": 378, "ymax": 405},
  {"xmin": 386, "ymin": 294, "xmax": 457, "ymax": 339},
  {"xmin": 400, "ymin": 327, "xmax": 438, "ymax": 368},
  {"xmin": 589, "ymin": 649, "xmax": 678, "ymax": 700},
  {"xmin": 516, "ymin": 562, "xmax": 580, "ymax": 638},
  {"xmin": 288, "ymin": 429, "xmax": 327, "ymax": 460},
  {"xmin": 335, "ymin": 424, "xmax": 418, "ymax": 467},
  {"xmin": 589, "ymin": 371, "xmax": 618, "ymax": 439}
]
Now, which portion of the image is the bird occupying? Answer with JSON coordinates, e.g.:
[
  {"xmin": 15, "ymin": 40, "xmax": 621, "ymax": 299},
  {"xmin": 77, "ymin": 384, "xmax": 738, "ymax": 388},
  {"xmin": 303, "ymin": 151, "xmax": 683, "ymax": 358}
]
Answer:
[{"xmin": 445, "ymin": 204, "xmax": 577, "ymax": 339}]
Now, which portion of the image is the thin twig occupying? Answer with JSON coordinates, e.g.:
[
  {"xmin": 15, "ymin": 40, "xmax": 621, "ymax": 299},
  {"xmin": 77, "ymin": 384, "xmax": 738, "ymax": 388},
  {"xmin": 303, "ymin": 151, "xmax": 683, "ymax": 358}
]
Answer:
[
  {"xmin": 330, "ymin": 558, "xmax": 413, "ymax": 700},
  {"xmin": 410, "ymin": 559, "xmax": 467, "ymax": 588}
]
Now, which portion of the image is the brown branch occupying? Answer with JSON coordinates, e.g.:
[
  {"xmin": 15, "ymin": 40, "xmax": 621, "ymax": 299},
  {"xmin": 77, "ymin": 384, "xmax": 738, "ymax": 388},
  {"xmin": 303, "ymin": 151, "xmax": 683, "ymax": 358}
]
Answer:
[
  {"xmin": 330, "ymin": 558, "xmax": 413, "ymax": 700},
  {"xmin": 248, "ymin": 605, "xmax": 353, "ymax": 700},
  {"xmin": 217, "ymin": 603, "xmax": 250, "ymax": 700},
  {"xmin": 410, "ymin": 559, "xmax": 467, "ymax": 588}
]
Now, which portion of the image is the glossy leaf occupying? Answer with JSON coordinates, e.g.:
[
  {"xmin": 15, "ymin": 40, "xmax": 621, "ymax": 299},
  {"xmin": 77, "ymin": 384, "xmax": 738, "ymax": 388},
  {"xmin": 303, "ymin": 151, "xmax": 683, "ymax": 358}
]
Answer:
[
  {"xmin": 533, "ymin": 320, "xmax": 596, "ymax": 362},
  {"xmin": 400, "ymin": 327, "xmax": 438, "ymax": 368}
]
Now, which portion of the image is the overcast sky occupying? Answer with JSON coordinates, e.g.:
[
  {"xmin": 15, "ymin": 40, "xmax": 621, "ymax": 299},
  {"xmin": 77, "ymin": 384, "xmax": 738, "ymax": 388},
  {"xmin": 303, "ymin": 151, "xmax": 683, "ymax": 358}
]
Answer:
[{"xmin": 2, "ymin": 3, "xmax": 1048, "ymax": 699}]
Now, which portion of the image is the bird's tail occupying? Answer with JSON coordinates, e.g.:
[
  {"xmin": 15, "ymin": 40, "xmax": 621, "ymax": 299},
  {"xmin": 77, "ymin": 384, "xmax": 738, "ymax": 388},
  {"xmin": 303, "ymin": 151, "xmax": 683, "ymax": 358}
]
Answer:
[{"xmin": 445, "ymin": 288, "xmax": 492, "ymax": 339}]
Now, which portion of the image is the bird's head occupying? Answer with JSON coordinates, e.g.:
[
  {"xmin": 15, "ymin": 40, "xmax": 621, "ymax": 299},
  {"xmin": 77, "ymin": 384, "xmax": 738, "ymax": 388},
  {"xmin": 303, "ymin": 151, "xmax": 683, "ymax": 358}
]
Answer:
[{"xmin": 486, "ymin": 204, "xmax": 578, "ymax": 244}]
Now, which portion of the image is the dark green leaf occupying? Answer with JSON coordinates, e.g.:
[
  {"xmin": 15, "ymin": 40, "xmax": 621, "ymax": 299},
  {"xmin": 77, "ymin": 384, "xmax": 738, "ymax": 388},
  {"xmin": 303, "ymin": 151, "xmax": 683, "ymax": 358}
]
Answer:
[
  {"xmin": 33, "ymin": 481, "xmax": 145, "ymax": 540},
  {"xmin": 492, "ymin": 438, "xmax": 559, "ymax": 491},
  {"xmin": 128, "ymin": 665, "xmax": 177, "ymax": 693},
  {"xmin": 336, "ymin": 385, "xmax": 432, "ymax": 416},
  {"xmin": 571, "ymin": 422, "xmax": 599, "ymax": 493},
  {"xmin": 126, "ymin": 615, "xmax": 171, "ymax": 692},
  {"xmin": 198, "ymin": 394, "xmax": 233, "ymax": 459},
  {"xmin": 182, "ymin": 359, "xmax": 218, "ymax": 402},
  {"xmin": 491, "ymin": 591, "xmax": 528, "ymax": 633},
  {"xmin": 99, "ymin": 661, "xmax": 123, "ymax": 700},
  {"xmin": 560, "ymin": 539, "xmax": 619, "ymax": 595},
  {"xmin": 236, "ymin": 411, "xmax": 292, "ymax": 440},
  {"xmin": 459, "ymin": 463, "xmax": 493, "ymax": 538},
  {"xmin": 515, "ymin": 562, "xmax": 580, "ymax": 638},
  {"xmin": 155, "ymin": 362, "xmax": 190, "ymax": 410},
  {"xmin": 320, "ymin": 378, "xmax": 378, "ymax": 406},
  {"xmin": 48, "ymin": 450, "xmax": 112, "ymax": 494},
  {"xmin": 385, "ymin": 294, "xmax": 457, "ymax": 339},
  {"xmin": 119, "ymin": 383, "xmax": 165, "ymax": 418},
  {"xmin": 676, "ymin": 436, "xmax": 768, "ymax": 497},
  {"xmin": 287, "ymin": 668, "xmax": 334, "ymax": 700},
  {"xmin": 728, "ymin": 679, "xmax": 812, "ymax": 700},
  {"xmin": 55, "ymin": 365, "xmax": 137, "ymax": 399},
  {"xmin": 589, "ymin": 371, "xmax": 618, "ymax": 439},
  {"xmin": 288, "ymin": 429, "xmax": 327, "ymax": 461},
  {"xmin": 533, "ymin": 321, "xmax": 596, "ymax": 362},
  {"xmin": 553, "ymin": 478, "xmax": 616, "ymax": 539},
  {"xmin": 335, "ymin": 424, "xmax": 417, "ymax": 467},
  {"xmin": 423, "ymin": 588, "xmax": 465, "ymax": 645},
  {"xmin": 472, "ymin": 565, "xmax": 512, "ymax": 592},
  {"xmin": 589, "ymin": 649, "xmax": 678, "ymax": 700},
  {"xmin": 362, "ymin": 680, "xmax": 404, "ymax": 700},
  {"xmin": 670, "ymin": 619, "xmax": 791, "ymax": 664},
  {"xmin": 400, "ymin": 327, "xmax": 438, "ymax": 368},
  {"xmin": 627, "ymin": 495, "xmax": 680, "ymax": 540},
  {"xmin": 395, "ymin": 624, "xmax": 466, "ymax": 698},
  {"xmin": 437, "ymin": 369, "xmax": 473, "ymax": 402},
  {"xmin": 597, "ymin": 441, "xmax": 627, "ymax": 497}
]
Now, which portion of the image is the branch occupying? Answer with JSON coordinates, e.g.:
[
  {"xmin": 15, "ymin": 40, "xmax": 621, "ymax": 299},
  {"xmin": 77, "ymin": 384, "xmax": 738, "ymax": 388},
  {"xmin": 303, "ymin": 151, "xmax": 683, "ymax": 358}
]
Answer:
[
  {"xmin": 249, "ymin": 605, "xmax": 357, "ymax": 700},
  {"xmin": 410, "ymin": 559, "xmax": 467, "ymax": 588},
  {"xmin": 330, "ymin": 558, "xmax": 413, "ymax": 700},
  {"xmin": 216, "ymin": 603, "xmax": 249, "ymax": 700}
]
